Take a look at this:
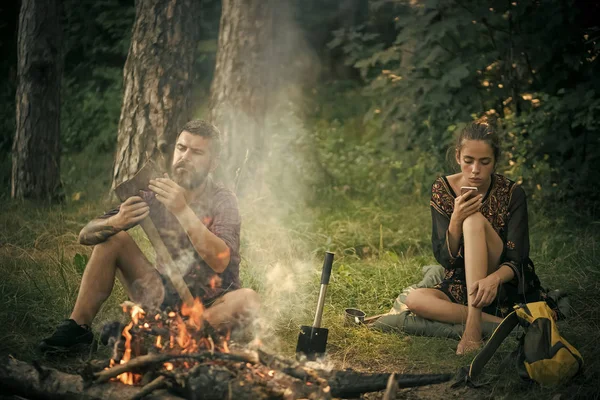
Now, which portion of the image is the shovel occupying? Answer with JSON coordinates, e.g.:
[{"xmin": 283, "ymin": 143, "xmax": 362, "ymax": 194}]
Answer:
[{"xmin": 295, "ymin": 251, "xmax": 334, "ymax": 360}]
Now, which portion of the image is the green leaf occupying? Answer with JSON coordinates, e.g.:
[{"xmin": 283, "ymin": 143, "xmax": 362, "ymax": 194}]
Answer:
[{"xmin": 73, "ymin": 253, "xmax": 88, "ymax": 276}]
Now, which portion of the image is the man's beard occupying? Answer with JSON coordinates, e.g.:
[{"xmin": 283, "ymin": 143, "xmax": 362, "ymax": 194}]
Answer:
[{"xmin": 171, "ymin": 162, "xmax": 209, "ymax": 190}]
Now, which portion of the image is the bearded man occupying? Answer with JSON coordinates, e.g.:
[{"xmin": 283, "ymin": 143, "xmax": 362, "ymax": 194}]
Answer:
[{"xmin": 39, "ymin": 120, "xmax": 259, "ymax": 352}]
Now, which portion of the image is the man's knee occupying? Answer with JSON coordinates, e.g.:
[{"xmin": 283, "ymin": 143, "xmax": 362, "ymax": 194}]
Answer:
[
  {"xmin": 463, "ymin": 212, "xmax": 485, "ymax": 233},
  {"xmin": 93, "ymin": 231, "xmax": 132, "ymax": 252},
  {"xmin": 238, "ymin": 288, "xmax": 260, "ymax": 313}
]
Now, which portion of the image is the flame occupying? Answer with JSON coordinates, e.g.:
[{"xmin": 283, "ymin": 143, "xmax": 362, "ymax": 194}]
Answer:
[
  {"xmin": 199, "ymin": 337, "xmax": 211, "ymax": 349},
  {"xmin": 130, "ymin": 305, "xmax": 144, "ymax": 324},
  {"xmin": 207, "ymin": 336, "xmax": 215, "ymax": 354},
  {"xmin": 116, "ymin": 322, "xmax": 138, "ymax": 385},
  {"xmin": 181, "ymin": 297, "xmax": 204, "ymax": 329},
  {"xmin": 109, "ymin": 296, "xmax": 233, "ymax": 383},
  {"xmin": 175, "ymin": 315, "xmax": 191, "ymax": 349},
  {"xmin": 108, "ymin": 303, "xmax": 146, "ymax": 385}
]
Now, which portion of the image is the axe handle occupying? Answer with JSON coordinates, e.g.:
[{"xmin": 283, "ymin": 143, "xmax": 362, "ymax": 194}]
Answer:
[{"xmin": 139, "ymin": 218, "xmax": 194, "ymax": 307}]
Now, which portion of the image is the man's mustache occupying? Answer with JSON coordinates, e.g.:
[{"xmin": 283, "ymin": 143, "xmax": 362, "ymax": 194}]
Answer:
[{"xmin": 173, "ymin": 161, "xmax": 195, "ymax": 171}]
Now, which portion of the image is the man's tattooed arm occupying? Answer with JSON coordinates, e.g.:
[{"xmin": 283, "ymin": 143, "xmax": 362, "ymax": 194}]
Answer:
[
  {"xmin": 78, "ymin": 218, "xmax": 122, "ymax": 246},
  {"xmin": 79, "ymin": 197, "xmax": 149, "ymax": 246}
]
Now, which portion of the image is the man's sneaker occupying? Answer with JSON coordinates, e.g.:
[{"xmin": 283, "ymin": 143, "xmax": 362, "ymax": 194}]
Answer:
[{"xmin": 38, "ymin": 319, "xmax": 94, "ymax": 353}]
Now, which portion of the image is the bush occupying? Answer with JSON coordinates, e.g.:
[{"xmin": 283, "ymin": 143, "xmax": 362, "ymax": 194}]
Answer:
[
  {"xmin": 61, "ymin": 67, "xmax": 123, "ymax": 153},
  {"xmin": 489, "ymin": 86, "xmax": 599, "ymax": 209}
]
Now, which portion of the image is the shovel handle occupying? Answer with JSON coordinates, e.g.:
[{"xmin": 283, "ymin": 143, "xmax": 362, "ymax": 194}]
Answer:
[
  {"xmin": 320, "ymin": 252, "xmax": 334, "ymax": 285},
  {"xmin": 313, "ymin": 252, "xmax": 334, "ymax": 328}
]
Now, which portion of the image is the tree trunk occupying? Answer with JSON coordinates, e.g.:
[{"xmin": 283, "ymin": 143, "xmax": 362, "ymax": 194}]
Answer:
[
  {"xmin": 208, "ymin": 0, "xmax": 274, "ymax": 194},
  {"xmin": 111, "ymin": 0, "xmax": 198, "ymax": 192},
  {"xmin": 11, "ymin": 0, "xmax": 62, "ymax": 201}
]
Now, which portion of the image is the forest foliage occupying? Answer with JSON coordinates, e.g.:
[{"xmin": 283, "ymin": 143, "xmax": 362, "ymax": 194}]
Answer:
[
  {"xmin": 324, "ymin": 0, "xmax": 600, "ymax": 205},
  {"xmin": 0, "ymin": 0, "xmax": 598, "ymax": 209}
]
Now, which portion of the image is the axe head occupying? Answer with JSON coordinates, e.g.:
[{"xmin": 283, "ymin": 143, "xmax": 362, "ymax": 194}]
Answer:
[{"xmin": 114, "ymin": 159, "xmax": 165, "ymax": 202}]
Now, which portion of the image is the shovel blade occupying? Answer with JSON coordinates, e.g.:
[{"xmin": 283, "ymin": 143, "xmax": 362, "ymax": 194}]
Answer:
[{"xmin": 295, "ymin": 325, "xmax": 329, "ymax": 361}]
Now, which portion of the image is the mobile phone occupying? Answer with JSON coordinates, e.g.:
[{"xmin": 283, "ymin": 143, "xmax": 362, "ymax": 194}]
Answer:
[{"xmin": 460, "ymin": 186, "xmax": 478, "ymax": 199}]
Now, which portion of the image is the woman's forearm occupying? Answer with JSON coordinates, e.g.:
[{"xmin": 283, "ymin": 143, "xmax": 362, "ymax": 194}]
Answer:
[
  {"xmin": 491, "ymin": 264, "xmax": 515, "ymax": 284},
  {"xmin": 447, "ymin": 219, "xmax": 463, "ymax": 257}
]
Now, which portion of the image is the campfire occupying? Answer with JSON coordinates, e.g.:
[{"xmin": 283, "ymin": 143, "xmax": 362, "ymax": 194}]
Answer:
[
  {"xmin": 102, "ymin": 298, "xmax": 231, "ymax": 387},
  {"xmin": 0, "ymin": 297, "xmax": 454, "ymax": 399}
]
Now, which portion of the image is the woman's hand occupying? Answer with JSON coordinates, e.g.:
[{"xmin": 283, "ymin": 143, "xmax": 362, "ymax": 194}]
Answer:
[
  {"xmin": 470, "ymin": 275, "xmax": 501, "ymax": 308},
  {"xmin": 451, "ymin": 192, "xmax": 483, "ymax": 225}
]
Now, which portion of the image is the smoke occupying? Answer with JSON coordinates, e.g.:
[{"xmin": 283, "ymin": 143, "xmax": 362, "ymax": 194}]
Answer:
[
  {"xmin": 129, "ymin": 270, "xmax": 165, "ymax": 311},
  {"xmin": 233, "ymin": 7, "xmax": 325, "ymax": 351}
]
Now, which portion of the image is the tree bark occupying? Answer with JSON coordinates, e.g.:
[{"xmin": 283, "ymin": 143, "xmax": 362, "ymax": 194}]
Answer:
[
  {"xmin": 111, "ymin": 0, "xmax": 199, "ymax": 192},
  {"xmin": 11, "ymin": 0, "xmax": 62, "ymax": 201},
  {"xmin": 208, "ymin": 0, "xmax": 274, "ymax": 193}
]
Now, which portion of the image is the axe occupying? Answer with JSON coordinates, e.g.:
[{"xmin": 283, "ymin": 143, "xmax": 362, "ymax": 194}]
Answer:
[{"xmin": 114, "ymin": 159, "xmax": 194, "ymax": 307}]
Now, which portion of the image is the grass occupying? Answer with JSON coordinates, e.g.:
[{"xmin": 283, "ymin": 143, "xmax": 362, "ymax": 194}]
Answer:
[{"xmin": 0, "ymin": 150, "xmax": 599, "ymax": 399}]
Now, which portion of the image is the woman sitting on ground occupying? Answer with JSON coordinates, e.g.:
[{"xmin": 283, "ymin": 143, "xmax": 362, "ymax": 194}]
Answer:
[{"xmin": 405, "ymin": 121, "xmax": 542, "ymax": 355}]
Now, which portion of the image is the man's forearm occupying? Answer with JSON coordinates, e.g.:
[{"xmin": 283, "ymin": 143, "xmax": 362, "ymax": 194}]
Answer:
[
  {"xmin": 175, "ymin": 206, "xmax": 230, "ymax": 273},
  {"xmin": 78, "ymin": 217, "xmax": 122, "ymax": 246}
]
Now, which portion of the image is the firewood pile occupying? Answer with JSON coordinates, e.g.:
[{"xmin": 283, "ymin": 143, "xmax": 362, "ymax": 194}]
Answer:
[{"xmin": 0, "ymin": 300, "xmax": 453, "ymax": 399}]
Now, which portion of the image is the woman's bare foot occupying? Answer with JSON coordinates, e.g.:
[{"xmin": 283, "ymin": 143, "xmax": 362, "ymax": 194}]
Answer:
[
  {"xmin": 456, "ymin": 337, "xmax": 483, "ymax": 355},
  {"xmin": 457, "ymin": 323, "xmax": 483, "ymax": 355},
  {"xmin": 456, "ymin": 327, "xmax": 483, "ymax": 355}
]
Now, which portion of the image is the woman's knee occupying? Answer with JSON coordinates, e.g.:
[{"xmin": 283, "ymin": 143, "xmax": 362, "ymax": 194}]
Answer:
[
  {"xmin": 462, "ymin": 212, "xmax": 485, "ymax": 233},
  {"xmin": 405, "ymin": 289, "xmax": 427, "ymax": 313}
]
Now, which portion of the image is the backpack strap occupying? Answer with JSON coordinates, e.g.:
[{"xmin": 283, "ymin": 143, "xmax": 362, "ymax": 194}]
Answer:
[
  {"xmin": 453, "ymin": 310, "xmax": 520, "ymax": 387},
  {"xmin": 468, "ymin": 310, "xmax": 520, "ymax": 379}
]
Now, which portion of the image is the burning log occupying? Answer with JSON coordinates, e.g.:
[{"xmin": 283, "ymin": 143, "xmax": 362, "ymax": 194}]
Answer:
[
  {"xmin": 179, "ymin": 362, "xmax": 331, "ymax": 400},
  {"xmin": 0, "ymin": 356, "xmax": 184, "ymax": 400},
  {"xmin": 131, "ymin": 376, "xmax": 169, "ymax": 400},
  {"xmin": 257, "ymin": 349, "xmax": 453, "ymax": 398},
  {"xmin": 93, "ymin": 351, "xmax": 258, "ymax": 383}
]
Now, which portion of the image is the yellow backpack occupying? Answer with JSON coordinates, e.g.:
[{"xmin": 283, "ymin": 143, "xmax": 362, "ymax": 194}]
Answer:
[{"xmin": 456, "ymin": 301, "xmax": 583, "ymax": 387}]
